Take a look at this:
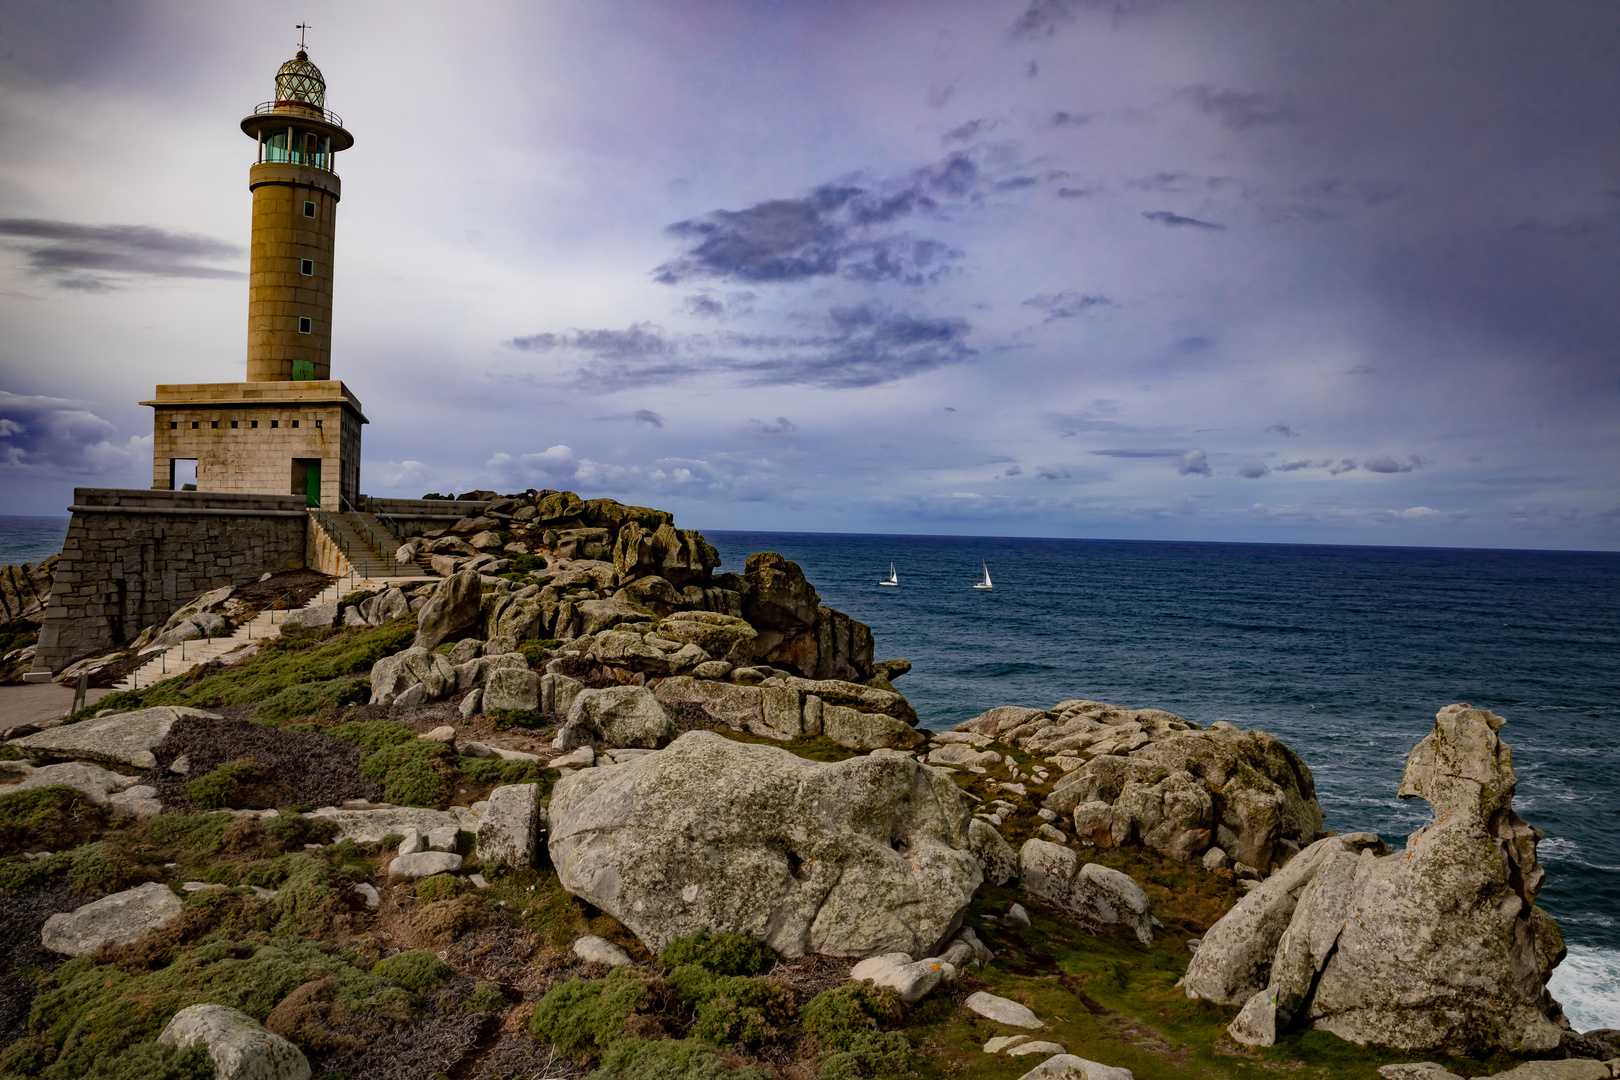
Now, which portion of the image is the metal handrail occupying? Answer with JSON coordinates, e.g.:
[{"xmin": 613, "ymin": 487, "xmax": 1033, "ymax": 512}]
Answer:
[{"xmin": 252, "ymin": 100, "xmax": 344, "ymax": 127}]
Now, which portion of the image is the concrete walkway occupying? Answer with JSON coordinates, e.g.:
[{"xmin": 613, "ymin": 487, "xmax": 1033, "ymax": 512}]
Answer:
[{"xmin": 0, "ymin": 683, "xmax": 115, "ymax": 733}]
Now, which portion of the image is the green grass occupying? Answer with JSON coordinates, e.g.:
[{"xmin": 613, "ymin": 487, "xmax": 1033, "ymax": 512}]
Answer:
[
  {"xmin": 0, "ymin": 785, "xmax": 114, "ymax": 858},
  {"xmin": 326, "ymin": 718, "xmax": 417, "ymax": 750},
  {"xmin": 251, "ymin": 676, "xmax": 369, "ymax": 724},
  {"xmin": 80, "ymin": 617, "xmax": 417, "ymax": 719}
]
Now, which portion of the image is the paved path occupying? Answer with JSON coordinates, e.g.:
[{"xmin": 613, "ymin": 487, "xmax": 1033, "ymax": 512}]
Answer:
[{"xmin": 0, "ymin": 683, "xmax": 115, "ymax": 733}]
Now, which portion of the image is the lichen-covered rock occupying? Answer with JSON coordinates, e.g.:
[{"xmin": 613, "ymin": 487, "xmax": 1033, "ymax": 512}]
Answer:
[
  {"xmin": 961, "ymin": 699, "xmax": 1322, "ymax": 872},
  {"xmin": 6, "ymin": 760, "xmax": 137, "ymax": 804},
  {"xmin": 413, "ymin": 568, "xmax": 484, "ymax": 651},
  {"xmin": 1018, "ymin": 839, "xmax": 1154, "ymax": 945},
  {"xmin": 547, "ymin": 730, "xmax": 981, "ymax": 957},
  {"xmin": 822, "ymin": 705, "xmax": 924, "ymax": 750},
  {"xmin": 158, "ymin": 1003, "xmax": 311, "ymax": 1080},
  {"xmin": 483, "ymin": 667, "xmax": 541, "ymax": 712},
  {"xmin": 41, "ymin": 881, "xmax": 183, "ymax": 956},
  {"xmin": 358, "ymin": 587, "xmax": 410, "ymax": 625},
  {"xmin": 967, "ymin": 818, "xmax": 1019, "ymax": 886},
  {"xmin": 368, "ymin": 646, "xmax": 456, "ymax": 706},
  {"xmin": 475, "ymin": 785, "xmax": 541, "ymax": 869},
  {"xmin": 557, "ymin": 685, "xmax": 675, "ymax": 749},
  {"xmin": 1185, "ymin": 705, "xmax": 1568, "ymax": 1055},
  {"xmin": 655, "ymin": 611, "xmax": 758, "ymax": 668},
  {"xmin": 10, "ymin": 706, "xmax": 221, "ymax": 769}
]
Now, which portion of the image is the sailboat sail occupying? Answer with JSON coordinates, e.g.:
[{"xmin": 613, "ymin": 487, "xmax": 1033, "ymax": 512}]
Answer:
[
  {"xmin": 879, "ymin": 562, "xmax": 898, "ymax": 586},
  {"xmin": 973, "ymin": 562, "xmax": 993, "ymax": 590}
]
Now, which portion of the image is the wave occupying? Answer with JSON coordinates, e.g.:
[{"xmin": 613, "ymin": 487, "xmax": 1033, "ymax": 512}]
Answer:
[{"xmin": 1550, "ymin": 944, "xmax": 1620, "ymax": 1031}]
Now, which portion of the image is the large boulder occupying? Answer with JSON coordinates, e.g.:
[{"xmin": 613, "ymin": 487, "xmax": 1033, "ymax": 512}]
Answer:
[
  {"xmin": 742, "ymin": 552, "xmax": 821, "ymax": 632},
  {"xmin": 368, "ymin": 646, "xmax": 456, "ymax": 706},
  {"xmin": 484, "ymin": 667, "xmax": 541, "ymax": 712},
  {"xmin": 358, "ymin": 587, "xmax": 410, "ymax": 625},
  {"xmin": 1019, "ymin": 840, "xmax": 1154, "ymax": 945},
  {"xmin": 1185, "ymin": 705, "xmax": 1568, "ymax": 1055},
  {"xmin": 476, "ymin": 783, "xmax": 543, "ymax": 868},
  {"xmin": 10, "ymin": 706, "xmax": 221, "ymax": 769},
  {"xmin": 6, "ymin": 761, "xmax": 139, "ymax": 805},
  {"xmin": 413, "ymin": 568, "xmax": 483, "ymax": 651},
  {"xmin": 158, "ymin": 1004, "xmax": 311, "ymax": 1080},
  {"xmin": 547, "ymin": 730, "xmax": 982, "ymax": 957},
  {"xmin": 655, "ymin": 612, "xmax": 758, "ymax": 668},
  {"xmin": 41, "ymin": 881, "xmax": 183, "ymax": 956},
  {"xmin": 557, "ymin": 686, "xmax": 675, "ymax": 749},
  {"xmin": 967, "ymin": 818, "xmax": 1019, "ymax": 886},
  {"xmin": 822, "ymin": 705, "xmax": 924, "ymax": 750}
]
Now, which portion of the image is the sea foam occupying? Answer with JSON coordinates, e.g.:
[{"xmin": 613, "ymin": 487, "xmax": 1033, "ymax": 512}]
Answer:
[{"xmin": 1550, "ymin": 943, "xmax": 1620, "ymax": 1031}]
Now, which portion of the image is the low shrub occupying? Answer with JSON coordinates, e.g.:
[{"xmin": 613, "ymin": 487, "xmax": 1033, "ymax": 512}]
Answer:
[
  {"xmin": 0, "ymin": 851, "xmax": 68, "ymax": 894},
  {"xmin": 414, "ymin": 873, "xmax": 461, "ymax": 904},
  {"xmin": 184, "ymin": 759, "xmax": 275, "ymax": 810},
  {"xmin": 800, "ymin": 983, "xmax": 910, "ymax": 1078},
  {"xmin": 21, "ymin": 935, "xmax": 406, "ymax": 1080},
  {"xmin": 454, "ymin": 755, "xmax": 546, "ymax": 786},
  {"xmin": 252, "ymin": 676, "xmax": 369, "ymax": 724},
  {"xmin": 815, "ymin": 1030, "xmax": 912, "ymax": 1080},
  {"xmin": 326, "ymin": 719, "xmax": 417, "ymax": 750},
  {"xmin": 0, "ymin": 785, "xmax": 113, "ymax": 856},
  {"xmin": 78, "ymin": 1039, "xmax": 217, "ymax": 1080},
  {"xmin": 144, "ymin": 812, "xmax": 233, "ymax": 860},
  {"xmin": 586, "ymin": 1038, "xmax": 770, "ymax": 1080},
  {"xmin": 661, "ymin": 928, "xmax": 776, "ymax": 977},
  {"xmin": 518, "ymin": 638, "xmax": 560, "ymax": 666},
  {"xmin": 666, "ymin": 965, "xmax": 796, "ymax": 1048},
  {"xmin": 358, "ymin": 739, "xmax": 454, "ymax": 808},
  {"xmin": 464, "ymin": 981, "xmax": 508, "ymax": 1013},
  {"xmin": 372, "ymin": 949, "xmax": 451, "ymax": 993},
  {"xmin": 527, "ymin": 966, "xmax": 677, "ymax": 1054},
  {"xmin": 65, "ymin": 840, "xmax": 158, "ymax": 895},
  {"xmin": 486, "ymin": 707, "xmax": 547, "ymax": 730}
]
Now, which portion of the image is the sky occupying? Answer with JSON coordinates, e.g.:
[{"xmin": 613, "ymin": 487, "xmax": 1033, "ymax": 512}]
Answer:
[{"xmin": 1, "ymin": 0, "xmax": 1617, "ymax": 549}]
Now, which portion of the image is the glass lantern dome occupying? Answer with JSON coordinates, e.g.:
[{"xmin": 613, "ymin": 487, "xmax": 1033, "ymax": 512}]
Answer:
[{"xmin": 275, "ymin": 50, "xmax": 326, "ymax": 109}]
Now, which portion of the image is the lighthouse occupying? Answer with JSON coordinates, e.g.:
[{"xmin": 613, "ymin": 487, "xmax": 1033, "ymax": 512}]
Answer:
[{"xmin": 143, "ymin": 43, "xmax": 366, "ymax": 510}]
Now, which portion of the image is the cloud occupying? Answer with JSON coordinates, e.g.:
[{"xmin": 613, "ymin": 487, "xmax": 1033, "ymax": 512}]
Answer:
[
  {"xmin": 652, "ymin": 151, "xmax": 999, "ymax": 286},
  {"xmin": 683, "ymin": 294, "xmax": 724, "ymax": 317},
  {"xmin": 1237, "ymin": 461, "xmax": 1270, "ymax": 478},
  {"xmin": 0, "ymin": 391, "xmax": 143, "ymax": 476},
  {"xmin": 993, "ymin": 176, "xmax": 1040, "ymax": 192},
  {"xmin": 1178, "ymin": 450, "xmax": 1211, "ymax": 476},
  {"xmin": 1266, "ymin": 423, "xmax": 1298, "ymax": 437},
  {"xmin": 484, "ymin": 444, "xmax": 786, "ymax": 504},
  {"xmin": 1056, "ymin": 186, "xmax": 1102, "ymax": 199},
  {"xmin": 1022, "ymin": 291, "xmax": 1116, "ymax": 321},
  {"xmin": 1004, "ymin": 464, "xmax": 1023, "ymax": 476},
  {"xmin": 750, "ymin": 416, "xmax": 796, "ymax": 437},
  {"xmin": 507, "ymin": 304, "xmax": 974, "ymax": 391},
  {"xmin": 1048, "ymin": 110, "xmax": 1095, "ymax": 128},
  {"xmin": 594, "ymin": 409, "xmax": 666, "ymax": 428},
  {"xmin": 944, "ymin": 119, "xmax": 994, "ymax": 143},
  {"xmin": 1274, "ymin": 459, "xmax": 1314, "ymax": 472},
  {"xmin": 0, "ymin": 219, "xmax": 243, "ymax": 291},
  {"xmin": 1329, "ymin": 458, "xmax": 1358, "ymax": 475},
  {"xmin": 1035, "ymin": 465, "xmax": 1072, "ymax": 479},
  {"xmin": 1141, "ymin": 210, "xmax": 1225, "ymax": 230},
  {"xmin": 1090, "ymin": 448, "xmax": 1184, "ymax": 458},
  {"xmin": 1175, "ymin": 336, "xmax": 1214, "ymax": 353},
  {"xmin": 684, "ymin": 291, "xmax": 757, "ymax": 319},
  {"xmin": 1177, "ymin": 86, "xmax": 1299, "ymax": 130},
  {"xmin": 380, "ymin": 460, "xmax": 434, "ymax": 489},
  {"xmin": 1363, "ymin": 453, "xmax": 1422, "ymax": 473}
]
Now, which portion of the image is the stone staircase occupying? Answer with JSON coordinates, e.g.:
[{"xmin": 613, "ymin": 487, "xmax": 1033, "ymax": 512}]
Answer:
[
  {"xmin": 328, "ymin": 510, "xmax": 419, "ymax": 580},
  {"xmin": 113, "ymin": 578, "xmax": 350, "ymax": 692}
]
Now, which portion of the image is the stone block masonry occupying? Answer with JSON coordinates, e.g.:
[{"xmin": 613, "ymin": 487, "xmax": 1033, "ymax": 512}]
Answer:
[{"xmin": 26, "ymin": 488, "xmax": 310, "ymax": 677}]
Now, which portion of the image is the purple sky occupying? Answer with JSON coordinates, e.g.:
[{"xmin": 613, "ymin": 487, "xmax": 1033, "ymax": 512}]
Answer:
[{"xmin": 1, "ymin": 1, "xmax": 1617, "ymax": 549}]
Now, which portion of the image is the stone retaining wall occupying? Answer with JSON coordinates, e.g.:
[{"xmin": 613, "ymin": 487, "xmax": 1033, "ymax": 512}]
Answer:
[
  {"xmin": 366, "ymin": 497, "xmax": 491, "ymax": 537},
  {"xmin": 27, "ymin": 488, "xmax": 310, "ymax": 676}
]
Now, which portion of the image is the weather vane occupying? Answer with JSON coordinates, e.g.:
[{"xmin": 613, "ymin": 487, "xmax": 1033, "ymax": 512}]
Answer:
[{"xmin": 296, "ymin": 22, "xmax": 311, "ymax": 50}]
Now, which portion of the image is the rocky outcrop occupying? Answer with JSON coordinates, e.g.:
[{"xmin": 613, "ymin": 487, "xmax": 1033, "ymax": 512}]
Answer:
[
  {"xmin": 414, "ymin": 568, "xmax": 483, "ymax": 651},
  {"xmin": 41, "ymin": 881, "xmax": 183, "ymax": 956},
  {"xmin": 475, "ymin": 784, "xmax": 542, "ymax": 868},
  {"xmin": 556, "ymin": 685, "xmax": 675, "ymax": 749},
  {"xmin": 959, "ymin": 700, "xmax": 1322, "ymax": 873},
  {"xmin": 1184, "ymin": 705, "xmax": 1567, "ymax": 1055},
  {"xmin": 158, "ymin": 1004, "xmax": 311, "ymax": 1080},
  {"xmin": 0, "ymin": 555, "xmax": 57, "ymax": 625},
  {"xmin": 368, "ymin": 646, "xmax": 459, "ymax": 707},
  {"xmin": 547, "ymin": 730, "xmax": 981, "ymax": 957},
  {"xmin": 10, "ymin": 706, "xmax": 221, "ymax": 770},
  {"xmin": 1019, "ymin": 839, "xmax": 1154, "ymax": 945}
]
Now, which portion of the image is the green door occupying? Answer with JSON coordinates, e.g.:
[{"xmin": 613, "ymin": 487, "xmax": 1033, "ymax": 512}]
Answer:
[{"xmin": 304, "ymin": 460, "xmax": 321, "ymax": 507}]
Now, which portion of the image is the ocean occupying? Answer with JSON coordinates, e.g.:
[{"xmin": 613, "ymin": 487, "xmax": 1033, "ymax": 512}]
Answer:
[
  {"xmin": 3, "ymin": 516, "xmax": 1614, "ymax": 1027},
  {"xmin": 707, "ymin": 530, "xmax": 1620, "ymax": 1030}
]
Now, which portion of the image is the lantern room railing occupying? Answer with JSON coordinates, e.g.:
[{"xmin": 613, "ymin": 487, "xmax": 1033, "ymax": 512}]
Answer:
[{"xmin": 251, "ymin": 100, "xmax": 344, "ymax": 128}]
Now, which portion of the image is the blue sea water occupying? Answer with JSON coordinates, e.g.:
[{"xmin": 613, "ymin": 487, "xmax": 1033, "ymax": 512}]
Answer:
[
  {"xmin": 707, "ymin": 531, "xmax": 1620, "ymax": 1029},
  {"xmin": 0, "ymin": 516, "xmax": 68, "ymax": 568}
]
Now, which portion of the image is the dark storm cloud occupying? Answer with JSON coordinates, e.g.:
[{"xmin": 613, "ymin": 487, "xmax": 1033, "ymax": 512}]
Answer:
[
  {"xmin": 1177, "ymin": 86, "xmax": 1300, "ymax": 130},
  {"xmin": 507, "ymin": 305, "xmax": 974, "ymax": 391},
  {"xmin": 1141, "ymin": 210, "xmax": 1225, "ymax": 230},
  {"xmin": 652, "ymin": 152, "xmax": 996, "ymax": 286},
  {"xmin": 0, "ymin": 391, "xmax": 140, "ymax": 476},
  {"xmin": 593, "ymin": 409, "xmax": 666, "ymax": 428},
  {"xmin": 0, "ymin": 219, "xmax": 243, "ymax": 291},
  {"xmin": 1022, "ymin": 291, "xmax": 1115, "ymax": 321}
]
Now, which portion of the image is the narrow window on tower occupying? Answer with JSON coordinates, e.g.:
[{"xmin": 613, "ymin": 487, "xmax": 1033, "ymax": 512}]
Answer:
[
  {"xmin": 169, "ymin": 421, "xmax": 177, "ymax": 429},
  {"xmin": 251, "ymin": 421, "xmax": 259, "ymax": 428},
  {"xmin": 292, "ymin": 420, "xmax": 300, "ymax": 428},
  {"xmin": 300, "ymin": 259, "xmax": 314, "ymax": 276},
  {"xmin": 192, "ymin": 421, "xmax": 199, "ymax": 429},
  {"xmin": 211, "ymin": 421, "xmax": 219, "ymax": 429},
  {"xmin": 271, "ymin": 420, "xmax": 280, "ymax": 429},
  {"xmin": 231, "ymin": 420, "xmax": 239, "ymax": 429},
  {"xmin": 298, "ymin": 317, "xmax": 312, "ymax": 334},
  {"xmin": 315, "ymin": 419, "xmax": 323, "ymax": 429},
  {"xmin": 303, "ymin": 201, "xmax": 316, "ymax": 218}
]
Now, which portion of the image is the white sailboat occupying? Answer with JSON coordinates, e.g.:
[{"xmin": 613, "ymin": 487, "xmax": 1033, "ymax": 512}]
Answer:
[
  {"xmin": 973, "ymin": 562, "xmax": 993, "ymax": 590},
  {"xmin": 878, "ymin": 562, "xmax": 898, "ymax": 586}
]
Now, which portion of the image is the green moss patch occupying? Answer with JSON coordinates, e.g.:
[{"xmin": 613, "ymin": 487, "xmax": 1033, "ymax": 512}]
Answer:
[
  {"xmin": 0, "ymin": 786, "xmax": 114, "ymax": 858},
  {"xmin": 357, "ymin": 739, "xmax": 453, "ymax": 809},
  {"xmin": 587, "ymin": 1037, "xmax": 770, "ymax": 1080},
  {"xmin": 251, "ymin": 676, "xmax": 369, "ymax": 725},
  {"xmin": 372, "ymin": 949, "xmax": 452, "ymax": 993},
  {"xmin": 661, "ymin": 929, "xmax": 775, "ymax": 977},
  {"xmin": 183, "ymin": 759, "xmax": 275, "ymax": 811}
]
